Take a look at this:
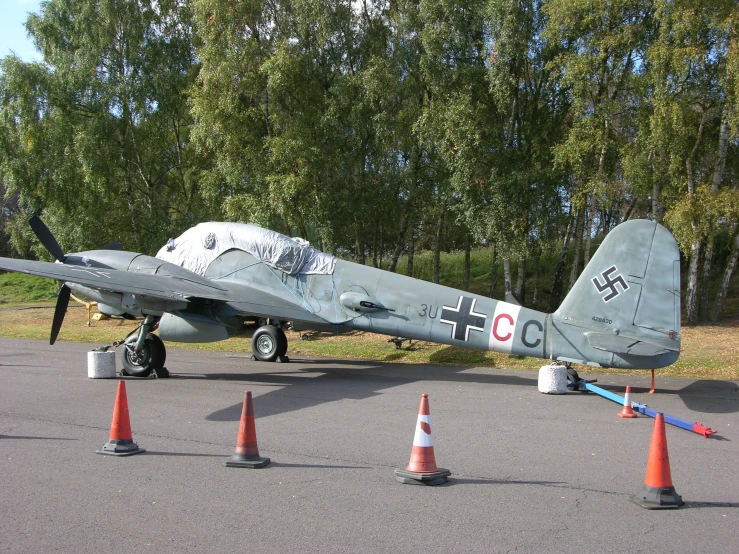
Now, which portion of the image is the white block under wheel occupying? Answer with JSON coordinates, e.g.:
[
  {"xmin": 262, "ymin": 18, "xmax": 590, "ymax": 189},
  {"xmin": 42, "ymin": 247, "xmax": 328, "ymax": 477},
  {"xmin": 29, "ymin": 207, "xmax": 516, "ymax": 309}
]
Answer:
[
  {"xmin": 537, "ymin": 364, "xmax": 568, "ymax": 394},
  {"xmin": 87, "ymin": 351, "xmax": 116, "ymax": 379}
]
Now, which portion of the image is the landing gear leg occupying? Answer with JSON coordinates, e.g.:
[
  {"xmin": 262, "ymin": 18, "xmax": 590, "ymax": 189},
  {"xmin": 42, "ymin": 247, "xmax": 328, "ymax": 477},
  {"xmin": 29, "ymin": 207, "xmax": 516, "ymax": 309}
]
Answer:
[
  {"xmin": 118, "ymin": 316, "xmax": 166, "ymax": 377},
  {"xmin": 649, "ymin": 369, "xmax": 655, "ymax": 394}
]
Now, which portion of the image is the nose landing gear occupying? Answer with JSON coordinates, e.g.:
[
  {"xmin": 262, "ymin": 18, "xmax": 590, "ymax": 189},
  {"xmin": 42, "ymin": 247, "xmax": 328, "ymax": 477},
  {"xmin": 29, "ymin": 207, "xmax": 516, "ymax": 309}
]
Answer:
[{"xmin": 114, "ymin": 315, "xmax": 168, "ymax": 377}]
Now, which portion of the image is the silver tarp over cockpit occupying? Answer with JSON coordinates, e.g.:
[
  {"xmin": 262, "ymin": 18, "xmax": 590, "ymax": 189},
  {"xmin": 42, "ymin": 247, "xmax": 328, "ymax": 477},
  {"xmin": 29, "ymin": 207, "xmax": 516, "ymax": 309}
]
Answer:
[{"xmin": 155, "ymin": 222, "xmax": 336, "ymax": 276}]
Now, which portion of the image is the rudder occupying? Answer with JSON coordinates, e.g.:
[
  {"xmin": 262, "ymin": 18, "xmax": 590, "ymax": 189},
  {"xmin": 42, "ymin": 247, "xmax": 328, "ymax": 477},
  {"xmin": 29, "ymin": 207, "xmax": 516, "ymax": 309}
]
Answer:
[{"xmin": 554, "ymin": 219, "xmax": 680, "ymax": 365}]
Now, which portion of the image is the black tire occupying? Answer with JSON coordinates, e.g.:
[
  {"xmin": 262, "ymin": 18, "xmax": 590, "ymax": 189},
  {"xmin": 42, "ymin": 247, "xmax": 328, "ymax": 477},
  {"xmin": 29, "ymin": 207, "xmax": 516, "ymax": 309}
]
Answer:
[
  {"xmin": 122, "ymin": 333, "xmax": 166, "ymax": 377},
  {"xmin": 251, "ymin": 325, "xmax": 280, "ymax": 362},
  {"xmin": 276, "ymin": 327, "xmax": 288, "ymax": 357}
]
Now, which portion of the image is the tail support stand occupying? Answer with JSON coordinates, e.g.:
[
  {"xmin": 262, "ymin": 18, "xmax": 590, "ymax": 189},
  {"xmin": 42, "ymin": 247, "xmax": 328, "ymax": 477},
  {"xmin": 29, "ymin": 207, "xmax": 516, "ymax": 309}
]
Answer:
[{"xmin": 570, "ymin": 379, "xmax": 717, "ymax": 438}]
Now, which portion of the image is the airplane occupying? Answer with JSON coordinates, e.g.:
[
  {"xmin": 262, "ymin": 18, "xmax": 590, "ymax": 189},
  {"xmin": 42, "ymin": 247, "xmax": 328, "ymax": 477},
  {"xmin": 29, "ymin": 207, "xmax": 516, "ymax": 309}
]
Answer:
[{"xmin": 0, "ymin": 216, "xmax": 680, "ymax": 380}]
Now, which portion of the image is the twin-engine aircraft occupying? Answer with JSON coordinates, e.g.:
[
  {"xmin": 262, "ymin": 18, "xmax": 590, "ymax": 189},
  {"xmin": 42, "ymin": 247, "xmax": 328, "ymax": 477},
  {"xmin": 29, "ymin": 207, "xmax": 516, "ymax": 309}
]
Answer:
[{"xmin": 0, "ymin": 217, "xmax": 681, "ymax": 377}]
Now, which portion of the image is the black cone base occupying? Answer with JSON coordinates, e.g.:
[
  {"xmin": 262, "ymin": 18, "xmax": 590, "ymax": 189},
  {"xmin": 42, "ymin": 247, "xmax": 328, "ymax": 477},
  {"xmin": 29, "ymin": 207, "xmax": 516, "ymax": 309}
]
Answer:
[
  {"xmin": 394, "ymin": 468, "xmax": 451, "ymax": 486},
  {"xmin": 96, "ymin": 438, "xmax": 146, "ymax": 457},
  {"xmin": 224, "ymin": 454, "xmax": 271, "ymax": 468},
  {"xmin": 631, "ymin": 485, "xmax": 684, "ymax": 509}
]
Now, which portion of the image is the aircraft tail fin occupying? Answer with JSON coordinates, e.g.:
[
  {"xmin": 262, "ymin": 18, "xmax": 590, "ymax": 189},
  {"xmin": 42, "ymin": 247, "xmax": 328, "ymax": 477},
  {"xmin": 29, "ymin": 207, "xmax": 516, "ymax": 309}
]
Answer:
[{"xmin": 554, "ymin": 219, "xmax": 681, "ymax": 358}]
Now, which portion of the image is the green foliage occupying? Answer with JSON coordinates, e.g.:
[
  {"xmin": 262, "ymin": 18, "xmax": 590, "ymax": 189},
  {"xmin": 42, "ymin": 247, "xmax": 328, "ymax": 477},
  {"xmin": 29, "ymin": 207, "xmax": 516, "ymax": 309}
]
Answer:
[
  {"xmin": 1, "ymin": 0, "xmax": 218, "ymax": 255},
  {"xmin": 1, "ymin": 0, "xmax": 739, "ymax": 322},
  {"xmin": 0, "ymin": 272, "xmax": 58, "ymax": 305}
]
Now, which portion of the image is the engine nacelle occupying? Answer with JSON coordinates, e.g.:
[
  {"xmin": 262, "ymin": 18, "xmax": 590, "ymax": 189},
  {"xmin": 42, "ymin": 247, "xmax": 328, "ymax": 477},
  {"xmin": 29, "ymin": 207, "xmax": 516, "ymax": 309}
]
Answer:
[{"xmin": 158, "ymin": 312, "xmax": 228, "ymax": 343}]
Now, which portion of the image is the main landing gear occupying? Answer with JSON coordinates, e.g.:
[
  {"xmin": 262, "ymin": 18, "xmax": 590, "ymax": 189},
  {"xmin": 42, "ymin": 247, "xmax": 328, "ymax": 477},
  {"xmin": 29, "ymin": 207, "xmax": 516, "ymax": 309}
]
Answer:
[
  {"xmin": 115, "ymin": 315, "xmax": 168, "ymax": 378},
  {"xmin": 251, "ymin": 324, "xmax": 289, "ymax": 363}
]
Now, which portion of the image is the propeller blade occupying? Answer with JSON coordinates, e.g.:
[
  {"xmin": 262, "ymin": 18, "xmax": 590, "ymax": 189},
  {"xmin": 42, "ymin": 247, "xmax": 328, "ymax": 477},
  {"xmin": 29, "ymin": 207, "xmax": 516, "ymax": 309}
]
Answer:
[
  {"xmin": 99, "ymin": 241, "xmax": 123, "ymax": 251},
  {"xmin": 29, "ymin": 216, "xmax": 66, "ymax": 262},
  {"xmin": 50, "ymin": 284, "xmax": 71, "ymax": 345}
]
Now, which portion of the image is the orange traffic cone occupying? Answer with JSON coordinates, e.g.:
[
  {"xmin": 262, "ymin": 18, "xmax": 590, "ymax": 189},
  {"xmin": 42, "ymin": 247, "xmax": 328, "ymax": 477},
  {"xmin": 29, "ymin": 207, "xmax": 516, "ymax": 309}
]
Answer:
[
  {"xmin": 96, "ymin": 380, "xmax": 145, "ymax": 456},
  {"xmin": 394, "ymin": 394, "xmax": 450, "ymax": 485},
  {"xmin": 617, "ymin": 386, "xmax": 638, "ymax": 418},
  {"xmin": 631, "ymin": 413, "xmax": 684, "ymax": 509},
  {"xmin": 225, "ymin": 391, "xmax": 270, "ymax": 468}
]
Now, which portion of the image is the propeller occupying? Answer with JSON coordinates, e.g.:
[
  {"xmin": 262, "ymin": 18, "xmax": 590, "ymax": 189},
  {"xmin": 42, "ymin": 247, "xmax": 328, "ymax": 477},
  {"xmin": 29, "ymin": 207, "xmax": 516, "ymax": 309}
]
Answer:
[
  {"xmin": 50, "ymin": 284, "xmax": 71, "ymax": 345},
  {"xmin": 29, "ymin": 216, "xmax": 66, "ymax": 262},
  {"xmin": 28, "ymin": 216, "xmax": 70, "ymax": 344}
]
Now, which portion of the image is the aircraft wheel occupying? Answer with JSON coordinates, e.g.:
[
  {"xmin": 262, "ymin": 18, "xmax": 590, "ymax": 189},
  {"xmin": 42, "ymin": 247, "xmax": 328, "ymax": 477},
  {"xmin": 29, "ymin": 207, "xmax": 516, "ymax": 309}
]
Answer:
[
  {"xmin": 276, "ymin": 327, "xmax": 288, "ymax": 357},
  {"xmin": 252, "ymin": 325, "xmax": 281, "ymax": 362},
  {"xmin": 122, "ymin": 333, "xmax": 166, "ymax": 377}
]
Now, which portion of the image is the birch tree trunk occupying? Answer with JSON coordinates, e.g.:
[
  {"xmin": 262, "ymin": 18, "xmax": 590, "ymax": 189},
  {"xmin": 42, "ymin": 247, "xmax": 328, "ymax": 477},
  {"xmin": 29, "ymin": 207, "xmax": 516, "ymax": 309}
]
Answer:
[
  {"xmin": 652, "ymin": 179, "xmax": 662, "ymax": 224},
  {"xmin": 433, "ymin": 207, "xmax": 445, "ymax": 284},
  {"xmin": 463, "ymin": 233, "xmax": 471, "ymax": 291},
  {"xmin": 378, "ymin": 223, "xmax": 384, "ymax": 270},
  {"xmin": 503, "ymin": 252, "xmax": 513, "ymax": 300},
  {"xmin": 703, "ymin": 110, "xmax": 732, "ymax": 319},
  {"xmin": 531, "ymin": 250, "xmax": 540, "ymax": 308},
  {"xmin": 684, "ymin": 110, "xmax": 708, "ymax": 324},
  {"xmin": 549, "ymin": 215, "xmax": 574, "ymax": 312},
  {"xmin": 515, "ymin": 255, "xmax": 525, "ymax": 305},
  {"xmin": 711, "ymin": 231, "xmax": 739, "ymax": 321},
  {"xmin": 372, "ymin": 226, "xmax": 378, "ymax": 268},
  {"xmin": 388, "ymin": 215, "xmax": 408, "ymax": 273},
  {"xmin": 355, "ymin": 227, "xmax": 365, "ymax": 265},
  {"xmin": 489, "ymin": 243, "xmax": 498, "ymax": 299},
  {"xmin": 568, "ymin": 209, "xmax": 583, "ymax": 292},
  {"xmin": 406, "ymin": 223, "xmax": 416, "ymax": 277}
]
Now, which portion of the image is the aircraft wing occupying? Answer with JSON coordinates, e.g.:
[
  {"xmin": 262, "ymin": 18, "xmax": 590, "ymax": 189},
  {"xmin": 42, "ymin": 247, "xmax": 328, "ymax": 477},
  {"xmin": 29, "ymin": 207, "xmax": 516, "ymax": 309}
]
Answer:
[
  {"xmin": 583, "ymin": 331, "xmax": 679, "ymax": 357},
  {"xmin": 0, "ymin": 257, "xmax": 329, "ymax": 324},
  {"xmin": 0, "ymin": 258, "xmax": 221, "ymax": 301}
]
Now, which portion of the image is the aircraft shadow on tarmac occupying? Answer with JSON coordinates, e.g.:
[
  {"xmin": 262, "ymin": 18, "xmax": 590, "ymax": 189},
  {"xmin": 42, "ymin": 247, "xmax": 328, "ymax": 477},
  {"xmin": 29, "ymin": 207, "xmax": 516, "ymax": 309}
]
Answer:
[
  {"xmin": 0, "ymin": 434, "xmax": 77, "ymax": 441},
  {"xmin": 184, "ymin": 358, "xmax": 738, "ymax": 421},
  {"xmin": 593, "ymin": 380, "xmax": 739, "ymax": 414},
  {"xmin": 266, "ymin": 462, "xmax": 371, "ymax": 469},
  {"xmin": 144, "ymin": 451, "xmax": 233, "ymax": 458},
  {"xmin": 144, "ymin": 451, "xmax": 371, "ymax": 469},
  {"xmin": 445, "ymin": 478, "xmax": 565, "ymax": 487},
  {"xmin": 685, "ymin": 501, "xmax": 739, "ymax": 509},
  {"xmin": 199, "ymin": 362, "xmax": 538, "ymax": 422}
]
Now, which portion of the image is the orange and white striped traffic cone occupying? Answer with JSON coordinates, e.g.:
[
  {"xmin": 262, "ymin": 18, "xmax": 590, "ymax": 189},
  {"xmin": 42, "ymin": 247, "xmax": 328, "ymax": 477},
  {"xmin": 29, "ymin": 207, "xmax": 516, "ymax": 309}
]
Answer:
[
  {"xmin": 617, "ymin": 386, "xmax": 638, "ymax": 419},
  {"xmin": 394, "ymin": 394, "xmax": 450, "ymax": 485}
]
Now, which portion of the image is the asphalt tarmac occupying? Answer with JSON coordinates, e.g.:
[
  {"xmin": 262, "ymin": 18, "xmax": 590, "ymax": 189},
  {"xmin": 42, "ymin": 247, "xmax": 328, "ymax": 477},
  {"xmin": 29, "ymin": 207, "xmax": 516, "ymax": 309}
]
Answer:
[{"xmin": 1, "ymin": 337, "xmax": 738, "ymax": 553}]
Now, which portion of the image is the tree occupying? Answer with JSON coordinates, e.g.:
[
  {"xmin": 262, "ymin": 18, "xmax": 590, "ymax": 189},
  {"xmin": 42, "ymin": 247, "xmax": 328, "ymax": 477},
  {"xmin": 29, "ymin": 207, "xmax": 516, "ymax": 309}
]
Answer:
[
  {"xmin": 545, "ymin": 0, "xmax": 652, "ymax": 270},
  {"xmin": 0, "ymin": 0, "xmax": 211, "ymax": 255},
  {"xmin": 652, "ymin": 0, "xmax": 737, "ymax": 323}
]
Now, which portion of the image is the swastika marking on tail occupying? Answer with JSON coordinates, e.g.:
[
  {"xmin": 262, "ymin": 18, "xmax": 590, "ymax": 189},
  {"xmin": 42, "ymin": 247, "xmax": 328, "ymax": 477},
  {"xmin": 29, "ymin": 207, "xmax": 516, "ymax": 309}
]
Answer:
[{"xmin": 592, "ymin": 265, "xmax": 629, "ymax": 303}]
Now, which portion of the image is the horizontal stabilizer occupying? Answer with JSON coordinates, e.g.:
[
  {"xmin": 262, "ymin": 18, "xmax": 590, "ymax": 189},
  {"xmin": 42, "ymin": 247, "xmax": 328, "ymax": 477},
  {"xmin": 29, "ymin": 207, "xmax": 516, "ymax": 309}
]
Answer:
[{"xmin": 584, "ymin": 331, "xmax": 679, "ymax": 357}]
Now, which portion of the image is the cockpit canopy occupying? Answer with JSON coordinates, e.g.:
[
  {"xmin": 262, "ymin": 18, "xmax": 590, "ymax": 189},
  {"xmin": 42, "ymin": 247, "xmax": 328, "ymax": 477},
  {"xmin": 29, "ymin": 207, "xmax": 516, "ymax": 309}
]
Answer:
[{"xmin": 156, "ymin": 222, "xmax": 336, "ymax": 276}]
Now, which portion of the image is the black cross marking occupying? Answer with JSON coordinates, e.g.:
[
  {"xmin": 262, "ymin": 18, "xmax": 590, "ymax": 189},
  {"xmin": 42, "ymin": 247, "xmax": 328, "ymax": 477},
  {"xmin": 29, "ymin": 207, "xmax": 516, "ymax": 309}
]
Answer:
[
  {"xmin": 439, "ymin": 296, "xmax": 487, "ymax": 341},
  {"xmin": 592, "ymin": 265, "xmax": 629, "ymax": 303}
]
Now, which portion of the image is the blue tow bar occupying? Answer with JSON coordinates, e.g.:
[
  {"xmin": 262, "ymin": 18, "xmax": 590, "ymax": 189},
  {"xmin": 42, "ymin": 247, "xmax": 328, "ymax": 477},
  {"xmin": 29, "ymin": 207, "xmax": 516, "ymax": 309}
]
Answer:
[{"xmin": 572, "ymin": 380, "xmax": 717, "ymax": 438}]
